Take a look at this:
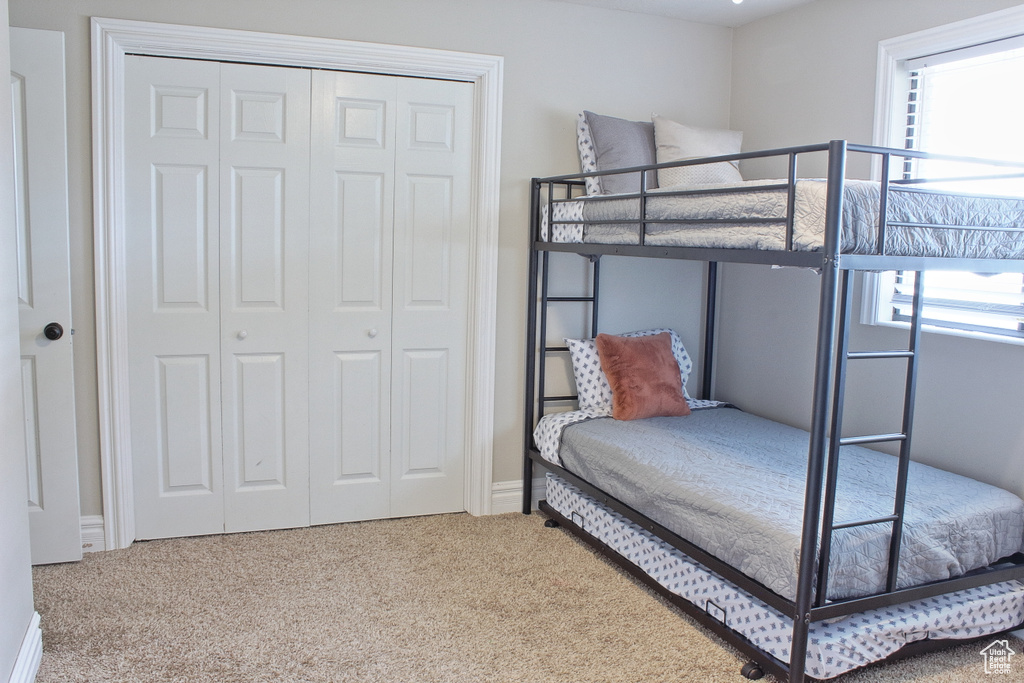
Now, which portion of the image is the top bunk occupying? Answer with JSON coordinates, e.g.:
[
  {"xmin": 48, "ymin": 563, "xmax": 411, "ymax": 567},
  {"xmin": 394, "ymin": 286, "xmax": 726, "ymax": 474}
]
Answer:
[{"xmin": 532, "ymin": 119, "xmax": 1024, "ymax": 273}]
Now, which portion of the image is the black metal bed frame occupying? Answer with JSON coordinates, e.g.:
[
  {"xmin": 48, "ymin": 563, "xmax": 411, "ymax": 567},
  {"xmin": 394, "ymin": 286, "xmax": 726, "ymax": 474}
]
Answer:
[{"xmin": 521, "ymin": 140, "xmax": 1024, "ymax": 682}]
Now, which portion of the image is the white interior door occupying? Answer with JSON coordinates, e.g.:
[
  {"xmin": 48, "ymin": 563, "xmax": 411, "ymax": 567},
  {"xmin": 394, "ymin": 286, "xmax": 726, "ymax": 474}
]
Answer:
[
  {"xmin": 12, "ymin": 27, "xmax": 82, "ymax": 565},
  {"xmin": 308, "ymin": 71, "xmax": 396, "ymax": 523},
  {"xmin": 219, "ymin": 62, "xmax": 311, "ymax": 533},
  {"xmin": 389, "ymin": 76, "xmax": 472, "ymax": 517},
  {"xmin": 308, "ymin": 72, "xmax": 472, "ymax": 523},
  {"xmin": 125, "ymin": 56, "xmax": 224, "ymax": 539}
]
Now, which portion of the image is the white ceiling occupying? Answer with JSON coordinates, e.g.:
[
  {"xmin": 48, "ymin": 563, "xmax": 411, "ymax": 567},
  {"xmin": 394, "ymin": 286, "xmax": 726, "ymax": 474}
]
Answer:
[{"xmin": 559, "ymin": 0, "xmax": 820, "ymax": 28}]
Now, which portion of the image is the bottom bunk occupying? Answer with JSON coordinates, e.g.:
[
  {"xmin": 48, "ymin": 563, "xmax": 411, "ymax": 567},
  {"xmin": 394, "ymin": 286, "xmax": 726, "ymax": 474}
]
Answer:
[
  {"xmin": 540, "ymin": 407, "xmax": 1024, "ymax": 603},
  {"xmin": 541, "ymin": 472, "xmax": 1024, "ymax": 680}
]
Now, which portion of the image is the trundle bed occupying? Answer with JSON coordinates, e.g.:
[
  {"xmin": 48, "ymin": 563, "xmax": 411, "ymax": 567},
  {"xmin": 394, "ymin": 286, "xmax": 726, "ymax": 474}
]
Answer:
[{"xmin": 522, "ymin": 133, "xmax": 1024, "ymax": 681}]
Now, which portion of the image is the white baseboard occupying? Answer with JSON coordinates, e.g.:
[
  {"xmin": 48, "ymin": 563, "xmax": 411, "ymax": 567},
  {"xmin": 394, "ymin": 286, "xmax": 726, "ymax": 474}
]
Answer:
[
  {"xmin": 80, "ymin": 514, "xmax": 106, "ymax": 553},
  {"xmin": 81, "ymin": 490, "xmax": 548, "ymax": 538},
  {"xmin": 8, "ymin": 612, "xmax": 41, "ymax": 683},
  {"xmin": 490, "ymin": 477, "xmax": 546, "ymax": 515}
]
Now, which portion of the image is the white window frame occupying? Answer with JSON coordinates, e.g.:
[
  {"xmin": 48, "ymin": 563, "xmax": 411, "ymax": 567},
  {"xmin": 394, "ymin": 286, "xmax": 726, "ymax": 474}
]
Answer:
[{"xmin": 864, "ymin": 5, "xmax": 1024, "ymax": 346}]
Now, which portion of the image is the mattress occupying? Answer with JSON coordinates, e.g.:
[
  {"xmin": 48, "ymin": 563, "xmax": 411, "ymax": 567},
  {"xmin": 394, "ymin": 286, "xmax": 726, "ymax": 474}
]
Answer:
[
  {"xmin": 553, "ymin": 407, "xmax": 1024, "ymax": 602},
  {"xmin": 545, "ymin": 472, "xmax": 1024, "ymax": 680},
  {"xmin": 541, "ymin": 179, "xmax": 1024, "ymax": 260}
]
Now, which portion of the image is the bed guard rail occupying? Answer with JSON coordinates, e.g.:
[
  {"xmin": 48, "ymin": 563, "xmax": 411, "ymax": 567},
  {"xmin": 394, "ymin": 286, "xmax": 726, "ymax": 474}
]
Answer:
[{"xmin": 532, "ymin": 140, "xmax": 1024, "ymax": 274}]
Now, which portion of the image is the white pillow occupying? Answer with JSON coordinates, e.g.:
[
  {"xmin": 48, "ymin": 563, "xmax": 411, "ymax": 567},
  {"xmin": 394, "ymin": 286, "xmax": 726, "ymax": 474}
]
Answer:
[
  {"xmin": 652, "ymin": 115, "xmax": 743, "ymax": 187},
  {"xmin": 565, "ymin": 328, "xmax": 693, "ymax": 414}
]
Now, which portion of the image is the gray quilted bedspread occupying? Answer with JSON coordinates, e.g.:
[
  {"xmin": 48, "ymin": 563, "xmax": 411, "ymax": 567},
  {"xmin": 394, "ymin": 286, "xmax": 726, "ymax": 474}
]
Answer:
[
  {"xmin": 567, "ymin": 179, "xmax": 1024, "ymax": 259},
  {"xmin": 558, "ymin": 408, "xmax": 1024, "ymax": 601}
]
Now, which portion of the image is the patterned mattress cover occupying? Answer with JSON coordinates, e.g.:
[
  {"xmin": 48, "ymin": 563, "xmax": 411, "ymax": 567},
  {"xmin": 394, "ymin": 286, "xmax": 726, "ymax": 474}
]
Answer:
[
  {"xmin": 545, "ymin": 473, "xmax": 1024, "ymax": 680},
  {"xmin": 541, "ymin": 179, "xmax": 1024, "ymax": 259},
  {"xmin": 535, "ymin": 407, "xmax": 1024, "ymax": 602}
]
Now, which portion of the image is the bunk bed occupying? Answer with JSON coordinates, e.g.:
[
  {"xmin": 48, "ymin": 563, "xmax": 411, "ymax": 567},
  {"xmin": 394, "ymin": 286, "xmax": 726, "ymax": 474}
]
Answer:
[{"xmin": 522, "ymin": 136, "xmax": 1024, "ymax": 682}]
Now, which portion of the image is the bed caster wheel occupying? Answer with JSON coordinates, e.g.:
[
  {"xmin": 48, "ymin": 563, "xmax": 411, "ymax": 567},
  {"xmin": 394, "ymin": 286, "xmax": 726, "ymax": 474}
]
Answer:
[
  {"xmin": 741, "ymin": 661, "xmax": 764, "ymax": 680},
  {"xmin": 544, "ymin": 519, "xmax": 560, "ymax": 528}
]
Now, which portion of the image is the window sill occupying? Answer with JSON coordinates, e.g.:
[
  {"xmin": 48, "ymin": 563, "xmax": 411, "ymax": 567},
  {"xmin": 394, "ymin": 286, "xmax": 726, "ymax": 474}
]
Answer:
[{"xmin": 865, "ymin": 317, "xmax": 1024, "ymax": 347}]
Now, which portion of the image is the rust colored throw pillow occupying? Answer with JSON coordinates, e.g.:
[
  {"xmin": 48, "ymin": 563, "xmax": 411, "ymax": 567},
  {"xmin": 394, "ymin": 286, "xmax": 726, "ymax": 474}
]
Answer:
[{"xmin": 595, "ymin": 332, "xmax": 691, "ymax": 421}]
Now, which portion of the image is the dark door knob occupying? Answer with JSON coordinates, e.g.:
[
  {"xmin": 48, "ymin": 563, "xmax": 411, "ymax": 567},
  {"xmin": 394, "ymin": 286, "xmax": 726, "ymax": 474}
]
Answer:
[{"xmin": 43, "ymin": 322, "xmax": 64, "ymax": 341}]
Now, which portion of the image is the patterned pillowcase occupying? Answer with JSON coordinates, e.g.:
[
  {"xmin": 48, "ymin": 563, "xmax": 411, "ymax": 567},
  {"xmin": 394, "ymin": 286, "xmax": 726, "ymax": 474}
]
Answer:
[
  {"xmin": 577, "ymin": 111, "xmax": 660, "ymax": 196},
  {"xmin": 565, "ymin": 328, "xmax": 693, "ymax": 414},
  {"xmin": 576, "ymin": 112, "xmax": 603, "ymax": 196}
]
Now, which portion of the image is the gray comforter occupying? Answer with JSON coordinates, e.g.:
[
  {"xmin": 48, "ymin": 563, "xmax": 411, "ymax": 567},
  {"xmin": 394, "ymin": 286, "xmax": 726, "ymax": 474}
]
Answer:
[
  {"xmin": 545, "ymin": 179, "xmax": 1024, "ymax": 259},
  {"xmin": 558, "ymin": 408, "xmax": 1024, "ymax": 601}
]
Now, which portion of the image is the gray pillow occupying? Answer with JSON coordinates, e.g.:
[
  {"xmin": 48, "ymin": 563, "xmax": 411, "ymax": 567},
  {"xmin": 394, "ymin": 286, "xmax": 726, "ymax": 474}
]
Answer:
[{"xmin": 582, "ymin": 111, "xmax": 658, "ymax": 194}]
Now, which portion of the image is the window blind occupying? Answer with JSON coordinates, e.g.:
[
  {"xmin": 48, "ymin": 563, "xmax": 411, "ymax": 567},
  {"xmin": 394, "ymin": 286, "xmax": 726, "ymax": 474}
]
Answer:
[
  {"xmin": 880, "ymin": 40, "xmax": 1024, "ymax": 340},
  {"xmin": 890, "ymin": 271, "xmax": 1024, "ymax": 338},
  {"xmin": 909, "ymin": 41, "xmax": 1024, "ymax": 191}
]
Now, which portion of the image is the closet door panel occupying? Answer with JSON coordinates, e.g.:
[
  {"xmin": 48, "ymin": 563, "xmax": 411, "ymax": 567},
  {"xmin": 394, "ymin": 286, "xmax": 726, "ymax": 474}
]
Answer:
[
  {"xmin": 402, "ymin": 175, "xmax": 453, "ymax": 307},
  {"xmin": 309, "ymin": 71, "xmax": 396, "ymax": 524},
  {"xmin": 330, "ymin": 351, "xmax": 384, "ymax": 480},
  {"xmin": 153, "ymin": 165, "xmax": 210, "ymax": 308},
  {"xmin": 390, "ymin": 78, "xmax": 473, "ymax": 517},
  {"xmin": 219, "ymin": 62, "xmax": 311, "ymax": 533},
  {"xmin": 228, "ymin": 167, "xmax": 286, "ymax": 308},
  {"xmin": 334, "ymin": 172, "xmax": 386, "ymax": 307},
  {"xmin": 156, "ymin": 355, "xmax": 215, "ymax": 493},
  {"xmin": 125, "ymin": 56, "xmax": 224, "ymax": 540},
  {"xmin": 231, "ymin": 353, "xmax": 287, "ymax": 486},
  {"xmin": 398, "ymin": 349, "xmax": 449, "ymax": 477}
]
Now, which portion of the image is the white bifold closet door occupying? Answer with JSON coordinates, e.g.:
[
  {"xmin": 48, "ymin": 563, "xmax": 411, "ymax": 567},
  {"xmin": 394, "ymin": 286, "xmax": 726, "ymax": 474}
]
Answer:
[
  {"xmin": 125, "ymin": 57, "xmax": 311, "ymax": 538},
  {"xmin": 125, "ymin": 55, "xmax": 471, "ymax": 539},
  {"xmin": 218, "ymin": 63, "xmax": 311, "ymax": 534},
  {"xmin": 308, "ymin": 72, "xmax": 471, "ymax": 524}
]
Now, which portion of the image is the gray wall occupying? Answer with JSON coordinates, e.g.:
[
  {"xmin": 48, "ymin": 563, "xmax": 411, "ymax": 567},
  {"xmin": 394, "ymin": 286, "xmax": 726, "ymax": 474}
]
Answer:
[
  {"xmin": 724, "ymin": 0, "xmax": 1024, "ymax": 497},
  {"xmin": 10, "ymin": 0, "xmax": 1022, "ymax": 528},
  {"xmin": 8, "ymin": 0, "xmax": 733, "ymax": 514},
  {"xmin": 0, "ymin": 0, "xmax": 38, "ymax": 677}
]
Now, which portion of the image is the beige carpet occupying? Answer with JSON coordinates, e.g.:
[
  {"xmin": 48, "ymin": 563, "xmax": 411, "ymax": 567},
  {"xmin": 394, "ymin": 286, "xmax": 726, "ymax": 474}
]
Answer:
[{"xmin": 32, "ymin": 512, "xmax": 1019, "ymax": 682}]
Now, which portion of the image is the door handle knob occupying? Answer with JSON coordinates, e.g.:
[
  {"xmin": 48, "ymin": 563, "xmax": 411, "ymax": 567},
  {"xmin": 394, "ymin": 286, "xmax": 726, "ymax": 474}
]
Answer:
[
  {"xmin": 367, "ymin": 328, "xmax": 379, "ymax": 338},
  {"xmin": 44, "ymin": 322, "xmax": 64, "ymax": 341},
  {"xmin": 237, "ymin": 330, "xmax": 248, "ymax": 340}
]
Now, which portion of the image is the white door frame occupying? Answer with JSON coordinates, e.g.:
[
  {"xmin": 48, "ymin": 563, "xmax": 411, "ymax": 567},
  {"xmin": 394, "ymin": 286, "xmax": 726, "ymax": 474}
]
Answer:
[{"xmin": 92, "ymin": 17, "xmax": 502, "ymax": 550}]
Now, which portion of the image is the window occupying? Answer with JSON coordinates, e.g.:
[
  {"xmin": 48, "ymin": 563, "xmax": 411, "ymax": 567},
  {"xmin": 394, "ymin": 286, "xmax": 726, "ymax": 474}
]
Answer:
[
  {"xmin": 879, "ymin": 270, "xmax": 1024, "ymax": 338},
  {"xmin": 869, "ymin": 11, "xmax": 1024, "ymax": 342},
  {"xmin": 904, "ymin": 36, "xmax": 1024, "ymax": 189}
]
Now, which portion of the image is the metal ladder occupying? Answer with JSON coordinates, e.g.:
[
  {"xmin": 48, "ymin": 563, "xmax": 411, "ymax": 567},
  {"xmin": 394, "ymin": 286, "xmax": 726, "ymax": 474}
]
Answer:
[
  {"xmin": 813, "ymin": 269, "xmax": 926, "ymax": 605},
  {"xmin": 522, "ymin": 237, "xmax": 601, "ymax": 513},
  {"xmin": 537, "ymin": 252, "xmax": 602, "ymax": 410}
]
